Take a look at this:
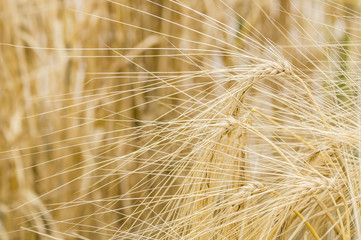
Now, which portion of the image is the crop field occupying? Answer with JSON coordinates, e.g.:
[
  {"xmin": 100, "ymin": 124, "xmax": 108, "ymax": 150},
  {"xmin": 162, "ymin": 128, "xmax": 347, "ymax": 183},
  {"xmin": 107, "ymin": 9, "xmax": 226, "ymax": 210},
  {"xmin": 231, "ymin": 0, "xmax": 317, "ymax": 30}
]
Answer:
[{"xmin": 0, "ymin": 0, "xmax": 361, "ymax": 239}]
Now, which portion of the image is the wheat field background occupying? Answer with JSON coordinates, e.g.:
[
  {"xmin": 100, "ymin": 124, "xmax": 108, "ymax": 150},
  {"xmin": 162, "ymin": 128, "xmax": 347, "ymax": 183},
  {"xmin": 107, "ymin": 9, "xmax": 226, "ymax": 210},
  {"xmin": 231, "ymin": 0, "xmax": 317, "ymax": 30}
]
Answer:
[{"xmin": 1, "ymin": 0, "xmax": 361, "ymax": 239}]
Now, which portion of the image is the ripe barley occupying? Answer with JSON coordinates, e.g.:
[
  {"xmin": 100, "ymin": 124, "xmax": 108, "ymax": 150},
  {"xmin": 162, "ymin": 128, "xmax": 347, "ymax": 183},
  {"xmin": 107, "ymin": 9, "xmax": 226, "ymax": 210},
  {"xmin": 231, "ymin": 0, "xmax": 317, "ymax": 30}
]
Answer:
[{"xmin": 1, "ymin": 0, "xmax": 361, "ymax": 239}]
